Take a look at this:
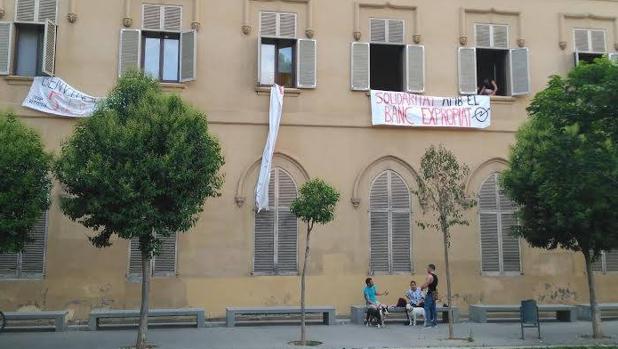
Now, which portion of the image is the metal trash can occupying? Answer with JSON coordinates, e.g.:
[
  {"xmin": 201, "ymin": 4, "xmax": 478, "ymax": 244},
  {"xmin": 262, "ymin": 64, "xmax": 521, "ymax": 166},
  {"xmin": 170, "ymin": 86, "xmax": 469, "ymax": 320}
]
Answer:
[{"xmin": 520, "ymin": 299, "xmax": 541, "ymax": 339}]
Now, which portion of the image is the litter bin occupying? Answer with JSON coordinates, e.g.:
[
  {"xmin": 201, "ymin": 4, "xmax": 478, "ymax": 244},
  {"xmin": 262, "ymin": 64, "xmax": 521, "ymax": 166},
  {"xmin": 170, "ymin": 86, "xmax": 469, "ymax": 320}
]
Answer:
[{"xmin": 520, "ymin": 299, "xmax": 541, "ymax": 339}]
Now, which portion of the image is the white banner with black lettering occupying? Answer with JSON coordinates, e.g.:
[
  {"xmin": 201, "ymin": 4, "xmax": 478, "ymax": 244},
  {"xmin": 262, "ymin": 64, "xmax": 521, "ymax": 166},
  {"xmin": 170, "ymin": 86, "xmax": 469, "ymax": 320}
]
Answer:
[
  {"xmin": 371, "ymin": 90, "xmax": 491, "ymax": 129},
  {"xmin": 22, "ymin": 77, "xmax": 100, "ymax": 118}
]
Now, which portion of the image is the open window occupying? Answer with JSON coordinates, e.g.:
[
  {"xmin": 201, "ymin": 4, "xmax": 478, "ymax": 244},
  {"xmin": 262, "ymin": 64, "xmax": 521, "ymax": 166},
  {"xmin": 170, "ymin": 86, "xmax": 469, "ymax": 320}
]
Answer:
[
  {"xmin": 573, "ymin": 29, "xmax": 607, "ymax": 65},
  {"xmin": 351, "ymin": 18, "xmax": 424, "ymax": 93},
  {"xmin": 257, "ymin": 11, "xmax": 316, "ymax": 89},
  {"xmin": 458, "ymin": 24, "xmax": 529, "ymax": 96}
]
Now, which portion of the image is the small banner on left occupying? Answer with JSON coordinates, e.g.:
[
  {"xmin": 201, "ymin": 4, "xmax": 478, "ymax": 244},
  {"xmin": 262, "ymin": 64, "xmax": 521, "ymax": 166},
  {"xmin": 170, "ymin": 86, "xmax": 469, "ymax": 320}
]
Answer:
[{"xmin": 22, "ymin": 77, "xmax": 101, "ymax": 118}]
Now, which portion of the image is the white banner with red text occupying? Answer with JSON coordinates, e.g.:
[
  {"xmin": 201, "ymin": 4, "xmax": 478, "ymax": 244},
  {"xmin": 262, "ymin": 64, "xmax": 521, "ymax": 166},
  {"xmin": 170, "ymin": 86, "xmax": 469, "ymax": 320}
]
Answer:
[{"xmin": 22, "ymin": 77, "xmax": 101, "ymax": 118}]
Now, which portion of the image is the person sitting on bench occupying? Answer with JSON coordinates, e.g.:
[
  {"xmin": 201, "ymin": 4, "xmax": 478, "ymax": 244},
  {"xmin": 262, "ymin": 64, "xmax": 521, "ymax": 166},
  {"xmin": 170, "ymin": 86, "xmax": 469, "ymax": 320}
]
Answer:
[
  {"xmin": 405, "ymin": 280, "xmax": 425, "ymax": 326},
  {"xmin": 363, "ymin": 277, "xmax": 389, "ymax": 326}
]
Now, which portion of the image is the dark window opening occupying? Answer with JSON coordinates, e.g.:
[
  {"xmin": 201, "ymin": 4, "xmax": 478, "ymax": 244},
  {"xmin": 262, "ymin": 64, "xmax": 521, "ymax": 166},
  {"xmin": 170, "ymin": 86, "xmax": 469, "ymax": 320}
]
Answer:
[
  {"xmin": 142, "ymin": 32, "xmax": 180, "ymax": 83},
  {"xmin": 576, "ymin": 52, "xmax": 603, "ymax": 65},
  {"xmin": 260, "ymin": 38, "xmax": 296, "ymax": 88},
  {"xmin": 14, "ymin": 24, "xmax": 45, "ymax": 77},
  {"xmin": 476, "ymin": 48, "xmax": 508, "ymax": 96},
  {"xmin": 370, "ymin": 44, "xmax": 403, "ymax": 92}
]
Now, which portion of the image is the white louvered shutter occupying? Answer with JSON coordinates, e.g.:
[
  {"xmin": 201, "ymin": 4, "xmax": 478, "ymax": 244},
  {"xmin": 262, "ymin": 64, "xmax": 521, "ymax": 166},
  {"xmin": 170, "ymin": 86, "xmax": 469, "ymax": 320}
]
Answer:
[
  {"xmin": 590, "ymin": 30, "xmax": 606, "ymax": 53},
  {"xmin": 143, "ymin": 4, "xmax": 162, "ymax": 31},
  {"xmin": 153, "ymin": 233, "xmax": 176, "ymax": 276},
  {"xmin": 388, "ymin": 19, "xmax": 404, "ymax": 44},
  {"xmin": 370, "ymin": 172, "xmax": 389, "ymax": 273},
  {"xmin": 0, "ymin": 22, "xmax": 11, "ymax": 75},
  {"xmin": 297, "ymin": 39, "xmax": 316, "ymax": 88},
  {"xmin": 276, "ymin": 170, "xmax": 298, "ymax": 273},
  {"xmin": 163, "ymin": 6, "xmax": 182, "ymax": 32},
  {"xmin": 260, "ymin": 12, "xmax": 277, "ymax": 37},
  {"xmin": 37, "ymin": 0, "xmax": 57, "ymax": 22},
  {"xmin": 42, "ymin": 19, "xmax": 57, "ymax": 76},
  {"xmin": 128, "ymin": 238, "xmax": 142, "ymax": 275},
  {"xmin": 492, "ymin": 25, "xmax": 508, "ymax": 49},
  {"xmin": 20, "ymin": 212, "xmax": 47, "ymax": 277},
  {"xmin": 574, "ymin": 29, "xmax": 590, "ymax": 52},
  {"xmin": 510, "ymin": 48, "xmax": 530, "ymax": 96},
  {"xmin": 475, "ymin": 24, "xmax": 491, "ymax": 48},
  {"xmin": 500, "ymin": 213, "xmax": 520, "ymax": 272},
  {"xmin": 479, "ymin": 174, "xmax": 499, "ymax": 272},
  {"xmin": 351, "ymin": 42, "xmax": 370, "ymax": 91},
  {"xmin": 180, "ymin": 30, "xmax": 196, "ymax": 81},
  {"xmin": 390, "ymin": 172, "xmax": 411, "ymax": 273},
  {"xmin": 16, "ymin": 0, "xmax": 35, "ymax": 22},
  {"xmin": 458, "ymin": 47, "xmax": 477, "ymax": 95},
  {"xmin": 254, "ymin": 170, "xmax": 276, "ymax": 273},
  {"xmin": 370, "ymin": 18, "xmax": 386, "ymax": 43},
  {"xmin": 609, "ymin": 53, "xmax": 618, "ymax": 64},
  {"xmin": 278, "ymin": 13, "xmax": 296, "ymax": 38},
  {"xmin": 0, "ymin": 252, "xmax": 18, "ymax": 278},
  {"xmin": 405, "ymin": 45, "xmax": 424, "ymax": 93},
  {"xmin": 605, "ymin": 250, "xmax": 618, "ymax": 272},
  {"xmin": 118, "ymin": 29, "xmax": 141, "ymax": 77}
]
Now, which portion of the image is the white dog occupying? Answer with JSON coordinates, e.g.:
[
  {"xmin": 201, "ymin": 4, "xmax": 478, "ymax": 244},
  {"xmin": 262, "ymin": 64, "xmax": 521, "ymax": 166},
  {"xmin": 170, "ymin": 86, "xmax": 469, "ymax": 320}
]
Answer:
[{"xmin": 406, "ymin": 304, "xmax": 426, "ymax": 326}]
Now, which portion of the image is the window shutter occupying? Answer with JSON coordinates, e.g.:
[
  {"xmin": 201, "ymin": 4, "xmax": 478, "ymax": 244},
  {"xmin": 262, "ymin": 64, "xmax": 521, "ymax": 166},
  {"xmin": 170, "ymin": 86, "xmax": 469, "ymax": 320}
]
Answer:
[
  {"xmin": 20, "ymin": 212, "xmax": 47, "ymax": 276},
  {"xmin": 370, "ymin": 172, "xmax": 389, "ymax": 211},
  {"xmin": 254, "ymin": 170, "xmax": 276, "ymax": 273},
  {"xmin": 42, "ymin": 19, "xmax": 57, "ymax": 76},
  {"xmin": 388, "ymin": 19, "xmax": 404, "ymax": 44},
  {"xmin": 405, "ymin": 45, "xmax": 424, "ymax": 93},
  {"xmin": 143, "ymin": 4, "xmax": 162, "ymax": 31},
  {"xmin": 370, "ymin": 18, "xmax": 386, "ymax": 43},
  {"xmin": 479, "ymin": 174, "xmax": 498, "ymax": 211},
  {"xmin": 370, "ymin": 172, "xmax": 389, "ymax": 273},
  {"xmin": 590, "ymin": 30, "xmax": 606, "ymax": 53},
  {"xmin": 500, "ymin": 213, "xmax": 521, "ymax": 272},
  {"xmin": 180, "ymin": 30, "xmax": 197, "ymax": 82},
  {"xmin": 128, "ymin": 238, "xmax": 142, "ymax": 275},
  {"xmin": 492, "ymin": 25, "xmax": 508, "ymax": 49},
  {"xmin": 480, "ymin": 213, "xmax": 500, "ymax": 272},
  {"xmin": 118, "ymin": 29, "xmax": 141, "ymax": 77},
  {"xmin": 609, "ymin": 52, "xmax": 618, "ymax": 64},
  {"xmin": 0, "ymin": 253, "xmax": 18, "ymax": 278},
  {"xmin": 278, "ymin": 13, "xmax": 296, "ymax": 38},
  {"xmin": 390, "ymin": 173, "xmax": 411, "ymax": 273},
  {"xmin": 37, "ymin": 0, "xmax": 57, "ymax": 23},
  {"xmin": 458, "ymin": 47, "xmax": 477, "ymax": 95},
  {"xmin": 592, "ymin": 252, "xmax": 604, "ymax": 272},
  {"xmin": 605, "ymin": 250, "xmax": 618, "ymax": 272},
  {"xmin": 163, "ymin": 6, "xmax": 182, "ymax": 32},
  {"xmin": 153, "ymin": 233, "xmax": 177, "ymax": 276},
  {"xmin": 16, "ymin": 0, "xmax": 35, "ymax": 22},
  {"xmin": 475, "ymin": 24, "xmax": 491, "ymax": 48},
  {"xmin": 296, "ymin": 39, "xmax": 316, "ymax": 88},
  {"xmin": 574, "ymin": 29, "xmax": 590, "ymax": 52},
  {"xmin": 260, "ymin": 12, "xmax": 277, "ymax": 37},
  {"xmin": 0, "ymin": 22, "xmax": 12, "ymax": 75},
  {"xmin": 276, "ymin": 170, "xmax": 298, "ymax": 273},
  {"xmin": 351, "ymin": 42, "xmax": 370, "ymax": 91},
  {"xmin": 510, "ymin": 47, "xmax": 530, "ymax": 96}
]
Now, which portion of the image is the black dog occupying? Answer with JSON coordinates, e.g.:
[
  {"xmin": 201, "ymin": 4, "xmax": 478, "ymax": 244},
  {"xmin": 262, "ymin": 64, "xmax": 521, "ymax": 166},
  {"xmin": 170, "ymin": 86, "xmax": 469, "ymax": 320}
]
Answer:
[{"xmin": 365, "ymin": 306, "xmax": 384, "ymax": 328}]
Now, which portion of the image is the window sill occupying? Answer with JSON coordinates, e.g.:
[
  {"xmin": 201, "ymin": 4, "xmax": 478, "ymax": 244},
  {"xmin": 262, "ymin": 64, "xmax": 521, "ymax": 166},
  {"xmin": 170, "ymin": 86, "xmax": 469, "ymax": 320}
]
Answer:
[
  {"xmin": 5, "ymin": 75, "xmax": 34, "ymax": 85},
  {"xmin": 160, "ymin": 82, "xmax": 186, "ymax": 91},
  {"xmin": 251, "ymin": 272, "xmax": 299, "ymax": 276},
  {"xmin": 255, "ymin": 86, "xmax": 301, "ymax": 97},
  {"xmin": 481, "ymin": 272, "xmax": 523, "ymax": 277},
  {"xmin": 490, "ymin": 95, "xmax": 517, "ymax": 104}
]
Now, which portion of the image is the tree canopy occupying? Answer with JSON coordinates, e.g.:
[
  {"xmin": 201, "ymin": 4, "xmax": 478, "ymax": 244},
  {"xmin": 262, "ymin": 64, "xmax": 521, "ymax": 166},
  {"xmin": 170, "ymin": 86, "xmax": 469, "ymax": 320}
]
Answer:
[{"xmin": 290, "ymin": 178, "xmax": 340, "ymax": 229}]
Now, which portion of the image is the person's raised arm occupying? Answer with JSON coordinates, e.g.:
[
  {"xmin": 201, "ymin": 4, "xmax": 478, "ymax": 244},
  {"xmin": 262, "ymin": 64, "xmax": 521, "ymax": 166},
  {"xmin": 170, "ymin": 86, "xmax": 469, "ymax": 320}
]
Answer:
[{"xmin": 491, "ymin": 80, "xmax": 498, "ymax": 96}]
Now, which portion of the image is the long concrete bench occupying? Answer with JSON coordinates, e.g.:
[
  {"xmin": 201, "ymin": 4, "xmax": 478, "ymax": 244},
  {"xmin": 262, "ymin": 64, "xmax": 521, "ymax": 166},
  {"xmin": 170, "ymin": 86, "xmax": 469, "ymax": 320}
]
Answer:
[
  {"xmin": 88, "ymin": 308, "xmax": 205, "ymax": 330},
  {"xmin": 577, "ymin": 303, "xmax": 618, "ymax": 320},
  {"xmin": 225, "ymin": 306, "xmax": 336, "ymax": 327},
  {"xmin": 469, "ymin": 304, "xmax": 577, "ymax": 323},
  {"xmin": 350, "ymin": 305, "xmax": 460, "ymax": 325},
  {"xmin": 4, "ymin": 311, "xmax": 68, "ymax": 331}
]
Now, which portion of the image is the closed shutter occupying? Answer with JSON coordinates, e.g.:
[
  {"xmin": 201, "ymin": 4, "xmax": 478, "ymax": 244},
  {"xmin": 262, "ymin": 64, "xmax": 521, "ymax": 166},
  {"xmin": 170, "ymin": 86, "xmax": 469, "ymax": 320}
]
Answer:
[
  {"xmin": 479, "ymin": 174, "xmax": 498, "ymax": 210},
  {"xmin": 492, "ymin": 25, "xmax": 508, "ymax": 49},
  {"xmin": 153, "ymin": 233, "xmax": 176, "ymax": 276},
  {"xmin": 16, "ymin": 0, "xmax": 35, "ymax": 22},
  {"xmin": 296, "ymin": 39, "xmax": 316, "ymax": 88},
  {"xmin": 163, "ymin": 6, "xmax": 182, "ymax": 32},
  {"xmin": 370, "ymin": 172, "xmax": 389, "ymax": 273},
  {"xmin": 128, "ymin": 237, "xmax": 142, "ymax": 275},
  {"xmin": 458, "ymin": 47, "xmax": 477, "ymax": 95},
  {"xmin": 276, "ymin": 170, "xmax": 298, "ymax": 273},
  {"xmin": 254, "ymin": 170, "xmax": 276, "ymax": 273},
  {"xmin": 591, "ymin": 251, "xmax": 604, "ymax": 272},
  {"xmin": 0, "ymin": 22, "xmax": 11, "ymax": 75},
  {"xmin": 20, "ymin": 212, "xmax": 47, "ymax": 276},
  {"xmin": 574, "ymin": 29, "xmax": 590, "ymax": 52},
  {"xmin": 180, "ymin": 30, "xmax": 196, "ymax": 82},
  {"xmin": 405, "ymin": 45, "xmax": 424, "ymax": 93},
  {"xmin": 260, "ymin": 12, "xmax": 277, "ymax": 37},
  {"xmin": 475, "ymin": 24, "xmax": 491, "ymax": 48},
  {"xmin": 278, "ymin": 13, "xmax": 296, "ymax": 38},
  {"xmin": 351, "ymin": 42, "xmax": 370, "ymax": 91},
  {"xmin": 510, "ymin": 48, "xmax": 530, "ymax": 96},
  {"xmin": 118, "ymin": 29, "xmax": 141, "ymax": 77},
  {"xmin": 500, "ymin": 213, "xmax": 520, "ymax": 272},
  {"xmin": 37, "ymin": 0, "xmax": 57, "ymax": 23},
  {"xmin": 390, "ymin": 173, "xmax": 411, "ymax": 273},
  {"xmin": 480, "ymin": 213, "xmax": 500, "ymax": 272},
  {"xmin": 590, "ymin": 30, "xmax": 606, "ymax": 53},
  {"xmin": 143, "ymin": 4, "xmax": 162, "ymax": 31},
  {"xmin": 370, "ymin": 18, "xmax": 386, "ymax": 43},
  {"xmin": 42, "ymin": 19, "xmax": 57, "ymax": 76},
  {"xmin": 605, "ymin": 250, "xmax": 618, "ymax": 272},
  {"xmin": 0, "ymin": 253, "xmax": 18, "ymax": 278},
  {"xmin": 388, "ymin": 19, "xmax": 404, "ymax": 44},
  {"xmin": 260, "ymin": 12, "xmax": 296, "ymax": 38}
]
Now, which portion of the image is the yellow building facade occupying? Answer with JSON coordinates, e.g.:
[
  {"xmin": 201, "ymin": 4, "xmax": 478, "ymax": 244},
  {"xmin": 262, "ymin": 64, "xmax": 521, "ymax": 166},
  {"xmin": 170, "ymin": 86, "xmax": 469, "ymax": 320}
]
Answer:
[{"xmin": 1, "ymin": 0, "xmax": 618, "ymax": 322}]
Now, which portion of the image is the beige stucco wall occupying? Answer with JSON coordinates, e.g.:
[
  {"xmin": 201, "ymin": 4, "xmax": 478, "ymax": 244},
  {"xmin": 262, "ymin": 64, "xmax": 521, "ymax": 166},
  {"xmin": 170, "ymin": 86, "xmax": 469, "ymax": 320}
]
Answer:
[{"xmin": 1, "ymin": 0, "xmax": 618, "ymax": 322}]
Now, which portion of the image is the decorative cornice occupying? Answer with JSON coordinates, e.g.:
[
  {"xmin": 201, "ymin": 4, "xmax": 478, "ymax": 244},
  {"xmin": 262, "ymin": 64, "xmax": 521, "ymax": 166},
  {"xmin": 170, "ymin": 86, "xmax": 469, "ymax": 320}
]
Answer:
[
  {"xmin": 459, "ymin": 7, "xmax": 524, "ymax": 47},
  {"xmin": 353, "ymin": 1, "xmax": 420, "ymax": 43},
  {"xmin": 559, "ymin": 12, "xmax": 618, "ymax": 50},
  {"xmin": 242, "ymin": 0, "xmax": 314, "ymax": 37}
]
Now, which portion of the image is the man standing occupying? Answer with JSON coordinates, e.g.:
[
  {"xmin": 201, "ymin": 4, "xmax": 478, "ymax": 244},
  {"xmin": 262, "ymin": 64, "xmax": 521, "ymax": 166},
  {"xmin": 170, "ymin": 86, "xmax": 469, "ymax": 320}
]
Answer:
[{"xmin": 420, "ymin": 264, "xmax": 438, "ymax": 327}]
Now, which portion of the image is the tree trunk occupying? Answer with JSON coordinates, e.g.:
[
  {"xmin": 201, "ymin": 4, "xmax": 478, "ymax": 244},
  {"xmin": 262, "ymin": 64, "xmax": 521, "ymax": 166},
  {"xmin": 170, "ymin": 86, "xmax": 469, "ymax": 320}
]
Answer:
[
  {"xmin": 583, "ymin": 250, "xmax": 603, "ymax": 338},
  {"xmin": 442, "ymin": 228, "xmax": 454, "ymax": 339},
  {"xmin": 300, "ymin": 224, "xmax": 312, "ymax": 345},
  {"xmin": 136, "ymin": 250, "xmax": 151, "ymax": 349}
]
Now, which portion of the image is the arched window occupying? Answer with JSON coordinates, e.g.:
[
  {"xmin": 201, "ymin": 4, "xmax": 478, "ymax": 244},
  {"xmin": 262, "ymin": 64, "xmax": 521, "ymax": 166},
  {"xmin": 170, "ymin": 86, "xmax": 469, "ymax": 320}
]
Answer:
[
  {"xmin": 369, "ymin": 170, "xmax": 412, "ymax": 273},
  {"xmin": 479, "ymin": 173, "xmax": 521, "ymax": 274},
  {"xmin": 254, "ymin": 168, "xmax": 298, "ymax": 274}
]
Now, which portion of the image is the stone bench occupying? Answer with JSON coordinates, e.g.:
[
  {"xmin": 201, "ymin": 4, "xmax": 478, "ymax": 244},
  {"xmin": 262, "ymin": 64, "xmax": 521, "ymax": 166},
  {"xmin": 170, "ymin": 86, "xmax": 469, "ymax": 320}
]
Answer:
[
  {"xmin": 469, "ymin": 304, "xmax": 577, "ymax": 323},
  {"xmin": 4, "ymin": 311, "xmax": 68, "ymax": 331},
  {"xmin": 225, "ymin": 306, "xmax": 336, "ymax": 327},
  {"xmin": 350, "ymin": 305, "xmax": 460, "ymax": 325},
  {"xmin": 577, "ymin": 303, "xmax": 618, "ymax": 320},
  {"xmin": 88, "ymin": 308, "xmax": 205, "ymax": 330}
]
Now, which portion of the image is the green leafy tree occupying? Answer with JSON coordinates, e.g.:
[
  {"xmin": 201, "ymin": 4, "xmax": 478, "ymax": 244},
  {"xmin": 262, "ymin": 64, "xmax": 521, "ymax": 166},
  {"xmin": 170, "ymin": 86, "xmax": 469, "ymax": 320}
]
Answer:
[
  {"xmin": 54, "ymin": 72, "xmax": 224, "ymax": 349},
  {"xmin": 414, "ymin": 145, "xmax": 476, "ymax": 339},
  {"xmin": 501, "ymin": 58, "xmax": 618, "ymax": 338},
  {"xmin": 290, "ymin": 179, "xmax": 340, "ymax": 345},
  {"xmin": 0, "ymin": 113, "xmax": 51, "ymax": 253}
]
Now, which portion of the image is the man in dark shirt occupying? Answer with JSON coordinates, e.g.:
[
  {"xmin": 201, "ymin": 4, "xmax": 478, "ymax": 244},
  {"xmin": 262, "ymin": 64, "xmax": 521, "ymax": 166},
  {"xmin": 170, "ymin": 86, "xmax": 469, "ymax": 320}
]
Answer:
[{"xmin": 420, "ymin": 264, "xmax": 439, "ymax": 327}]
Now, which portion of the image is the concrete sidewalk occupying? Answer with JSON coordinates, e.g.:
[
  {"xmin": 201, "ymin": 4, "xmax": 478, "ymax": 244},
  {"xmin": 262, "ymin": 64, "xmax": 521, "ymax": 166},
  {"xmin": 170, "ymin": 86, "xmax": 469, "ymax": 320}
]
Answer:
[{"xmin": 0, "ymin": 321, "xmax": 617, "ymax": 349}]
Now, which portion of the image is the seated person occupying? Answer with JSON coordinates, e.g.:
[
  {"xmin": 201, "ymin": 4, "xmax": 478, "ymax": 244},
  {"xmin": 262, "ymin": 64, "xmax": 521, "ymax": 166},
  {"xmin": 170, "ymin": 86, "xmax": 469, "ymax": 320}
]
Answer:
[
  {"xmin": 405, "ymin": 280, "xmax": 424, "ymax": 308},
  {"xmin": 363, "ymin": 277, "xmax": 389, "ymax": 325},
  {"xmin": 478, "ymin": 78, "xmax": 498, "ymax": 96}
]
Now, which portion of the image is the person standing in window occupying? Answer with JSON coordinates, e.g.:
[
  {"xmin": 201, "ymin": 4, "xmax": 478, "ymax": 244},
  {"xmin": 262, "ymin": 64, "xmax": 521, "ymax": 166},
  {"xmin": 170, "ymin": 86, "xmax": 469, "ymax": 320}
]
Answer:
[
  {"xmin": 420, "ymin": 264, "xmax": 439, "ymax": 327},
  {"xmin": 478, "ymin": 78, "xmax": 498, "ymax": 96}
]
